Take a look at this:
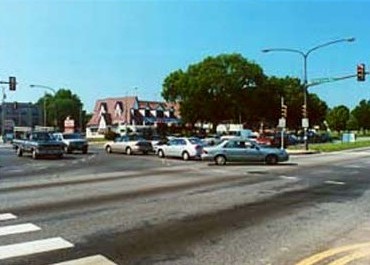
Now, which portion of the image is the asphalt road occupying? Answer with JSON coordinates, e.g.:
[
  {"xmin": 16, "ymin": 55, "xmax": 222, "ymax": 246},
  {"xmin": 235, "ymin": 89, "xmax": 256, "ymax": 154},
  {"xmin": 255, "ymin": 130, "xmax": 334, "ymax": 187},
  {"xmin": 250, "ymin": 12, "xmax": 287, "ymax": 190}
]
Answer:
[{"xmin": 1, "ymin": 144, "xmax": 370, "ymax": 265}]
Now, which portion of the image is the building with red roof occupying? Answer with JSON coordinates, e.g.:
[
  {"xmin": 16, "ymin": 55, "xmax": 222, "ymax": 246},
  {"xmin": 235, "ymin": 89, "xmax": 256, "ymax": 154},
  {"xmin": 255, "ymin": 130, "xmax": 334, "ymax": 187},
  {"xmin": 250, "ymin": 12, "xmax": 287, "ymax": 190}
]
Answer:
[{"xmin": 86, "ymin": 96, "xmax": 181, "ymax": 138}]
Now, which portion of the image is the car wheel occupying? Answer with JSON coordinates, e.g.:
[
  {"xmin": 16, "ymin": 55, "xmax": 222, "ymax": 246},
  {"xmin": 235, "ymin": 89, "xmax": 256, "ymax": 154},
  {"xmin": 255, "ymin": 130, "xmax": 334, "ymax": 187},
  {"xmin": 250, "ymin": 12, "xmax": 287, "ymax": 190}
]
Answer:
[
  {"xmin": 65, "ymin": 146, "xmax": 72, "ymax": 154},
  {"xmin": 82, "ymin": 147, "xmax": 88, "ymax": 154},
  {"xmin": 126, "ymin": 147, "xmax": 132, "ymax": 155},
  {"xmin": 105, "ymin": 146, "xmax": 112, "ymax": 154},
  {"xmin": 265, "ymin": 155, "xmax": 278, "ymax": 165},
  {"xmin": 32, "ymin": 149, "xmax": 38, "ymax": 160},
  {"xmin": 16, "ymin": 147, "xmax": 23, "ymax": 157},
  {"xmin": 158, "ymin": 149, "xmax": 165, "ymax": 158},
  {"xmin": 215, "ymin": 155, "xmax": 226, "ymax": 165},
  {"xmin": 57, "ymin": 153, "xmax": 63, "ymax": 159},
  {"xmin": 182, "ymin": 151, "xmax": 190, "ymax": 161}
]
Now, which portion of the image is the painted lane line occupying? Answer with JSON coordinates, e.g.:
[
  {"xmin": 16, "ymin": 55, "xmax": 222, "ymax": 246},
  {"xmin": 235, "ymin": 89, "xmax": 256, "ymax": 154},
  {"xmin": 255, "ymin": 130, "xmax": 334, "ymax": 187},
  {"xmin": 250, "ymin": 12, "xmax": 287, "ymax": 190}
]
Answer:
[
  {"xmin": 279, "ymin": 175, "xmax": 298, "ymax": 180},
  {"xmin": 295, "ymin": 242, "xmax": 370, "ymax": 265},
  {"xmin": 0, "ymin": 237, "xmax": 74, "ymax": 260},
  {"xmin": 325, "ymin": 180, "xmax": 346, "ymax": 185},
  {"xmin": 0, "ymin": 223, "xmax": 41, "ymax": 237},
  {"xmin": 50, "ymin": 255, "xmax": 118, "ymax": 265},
  {"xmin": 0, "ymin": 213, "xmax": 17, "ymax": 221},
  {"xmin": 328, "ymin": 248, "xmax": 370, "ymax": 265}
]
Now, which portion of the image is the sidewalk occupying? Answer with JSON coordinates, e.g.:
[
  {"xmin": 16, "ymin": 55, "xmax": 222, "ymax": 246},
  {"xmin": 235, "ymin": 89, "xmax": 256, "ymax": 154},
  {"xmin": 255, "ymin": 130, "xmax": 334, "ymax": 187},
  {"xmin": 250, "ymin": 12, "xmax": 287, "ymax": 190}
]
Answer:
[{"xmin": 287, "ymin": 149, "xmax": 320, "ymax": 155}]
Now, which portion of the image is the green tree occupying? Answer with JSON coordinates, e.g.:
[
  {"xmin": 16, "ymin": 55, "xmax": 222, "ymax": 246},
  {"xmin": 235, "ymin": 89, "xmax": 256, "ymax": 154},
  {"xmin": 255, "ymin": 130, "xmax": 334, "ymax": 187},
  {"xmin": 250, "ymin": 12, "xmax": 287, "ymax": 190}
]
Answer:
[
  {"xmin": 352, "ymin": 99, "xmax": 370, "ymax": 132},
  {"xmin": 162, "ymin": 53, "xmax": 265, "ymax": 130},
  {"xmin": 326, "ymin": 105, "xmax": 350, "ymax": 133},
  {"xmin": 162, "ymin": 53, "xmax": 328, "ymax": 131},
  {"xmin": 37, "ymin": 89, "xmax": 84, "ymax": 130}
]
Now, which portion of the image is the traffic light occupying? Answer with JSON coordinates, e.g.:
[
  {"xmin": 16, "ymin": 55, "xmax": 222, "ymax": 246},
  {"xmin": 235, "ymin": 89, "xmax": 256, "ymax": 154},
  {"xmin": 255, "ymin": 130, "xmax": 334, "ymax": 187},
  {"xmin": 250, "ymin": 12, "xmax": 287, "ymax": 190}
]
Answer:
[
  {"xmin": 281, "ymin": 104, "xmax": 287, "ymax": 118},
  {"xmin": 9, "ymin": 76, "xmax": 16, "ymax": 91},
  {"xmin": 302, "ymin": 104, "xmax": 307, "ymax": 118},
  {"xmin": 357, "ymin": 64, "xmax": 365, "ymax": 81}
]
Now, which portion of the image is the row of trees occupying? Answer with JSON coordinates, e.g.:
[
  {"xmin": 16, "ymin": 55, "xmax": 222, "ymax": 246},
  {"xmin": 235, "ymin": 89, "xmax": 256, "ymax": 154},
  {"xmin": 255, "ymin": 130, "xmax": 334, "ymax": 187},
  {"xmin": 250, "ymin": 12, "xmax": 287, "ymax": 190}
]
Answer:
[
  {"xmin": 161, "ymin": 53, "xmax": 328, "ymax": 131},
  {"xmin": 326, "ymin": 100, "xmax": 370, "ymax": 133},
  {"xmin": 37, "ymin": 53, "xmax": 368, "ymax": 134}
]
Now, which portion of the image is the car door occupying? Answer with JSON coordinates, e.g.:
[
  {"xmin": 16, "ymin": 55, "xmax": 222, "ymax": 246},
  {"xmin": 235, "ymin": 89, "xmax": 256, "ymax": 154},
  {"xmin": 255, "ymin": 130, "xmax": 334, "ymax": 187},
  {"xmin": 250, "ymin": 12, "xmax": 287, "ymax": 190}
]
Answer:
[
  {"xmin": 174, "ymin": 139, "xmax": 187, "ymax": 157},
  {"xmin": 223, "ymin": 140, "xmax": 245, "ymax": 162},
  {"xmin": 165, "ymin": 139, "xmax": 178, "ymax": 157},
  {"xmin": 111, "ymin": 137, "xmax": 125, "ymax": 153},
  {"xmin": 244, "ymin": 142, "xmax": 264, "ymax": 162}
]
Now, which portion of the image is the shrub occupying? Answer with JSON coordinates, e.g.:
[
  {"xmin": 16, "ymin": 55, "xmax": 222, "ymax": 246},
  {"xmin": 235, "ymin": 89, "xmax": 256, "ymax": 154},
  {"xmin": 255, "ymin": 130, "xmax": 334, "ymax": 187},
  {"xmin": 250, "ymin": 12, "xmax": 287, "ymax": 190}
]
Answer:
[{"xmin": 104, "ymin": 131, "xmax": 118, "ymax": 140}]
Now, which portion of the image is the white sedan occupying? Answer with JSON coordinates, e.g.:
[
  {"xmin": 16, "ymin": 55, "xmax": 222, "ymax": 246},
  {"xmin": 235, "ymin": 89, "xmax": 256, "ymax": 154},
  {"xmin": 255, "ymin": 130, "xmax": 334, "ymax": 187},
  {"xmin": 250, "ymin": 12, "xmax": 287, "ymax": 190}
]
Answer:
[{"xmin": 156, "ymin": 137, "xmax": 203, "ymax": 160}]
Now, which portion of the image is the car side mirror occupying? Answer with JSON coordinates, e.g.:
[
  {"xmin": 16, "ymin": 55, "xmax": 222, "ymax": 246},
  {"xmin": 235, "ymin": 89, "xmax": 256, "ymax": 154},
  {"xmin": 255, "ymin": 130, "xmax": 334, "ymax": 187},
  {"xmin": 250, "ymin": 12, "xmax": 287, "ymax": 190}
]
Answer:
[{"xmin": 252, "ymin": 144, "xmax": 259, "ymax": 150}]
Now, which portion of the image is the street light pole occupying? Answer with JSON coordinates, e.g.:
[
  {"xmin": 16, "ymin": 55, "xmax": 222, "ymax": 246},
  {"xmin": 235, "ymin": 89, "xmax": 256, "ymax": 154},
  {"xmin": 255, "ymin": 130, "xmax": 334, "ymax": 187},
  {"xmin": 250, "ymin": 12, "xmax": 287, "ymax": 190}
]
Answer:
[
  {"xmin": 29, "ymin": 85, "xmax": 56, "ymax": 128},
  {"xmin": 262, "ymin": 37, "xmax": 355, "ymax": 150}
]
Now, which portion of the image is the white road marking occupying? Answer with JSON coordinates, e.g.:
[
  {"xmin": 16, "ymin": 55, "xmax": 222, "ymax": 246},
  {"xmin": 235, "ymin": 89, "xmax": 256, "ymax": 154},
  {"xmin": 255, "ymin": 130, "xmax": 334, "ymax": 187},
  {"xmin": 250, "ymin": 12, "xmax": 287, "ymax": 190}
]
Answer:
[
  {"xmin": 50, "ymin": 255, "xmax": 118, "ymax": 265},
  {"xmin": 325, "ymin": 180, "xmax": 346, "ymax": 185},
  {"xmin": 0, "ymin": 237, "xmax": 73, "ymax": 260},
  {"xmin": 279, "ymin": 175, "xmax": 298, "ymax": 180},
  {"xmin": 0, "ymin": 213, "xmax": 17, "ymax": 221},
  {"xmin": 0, "ymin": 223, "xmax": 41, "ymax": 237}
]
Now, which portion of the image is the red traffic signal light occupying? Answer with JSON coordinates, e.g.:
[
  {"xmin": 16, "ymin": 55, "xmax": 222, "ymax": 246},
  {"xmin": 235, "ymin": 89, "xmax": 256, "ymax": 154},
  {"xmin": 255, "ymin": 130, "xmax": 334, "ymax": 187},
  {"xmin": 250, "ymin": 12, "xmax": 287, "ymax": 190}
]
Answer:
[
  {"xmin": 9, "ymin": 76, "xmax": 16, "ymax": 91},
  {"xmin": 357, "ymin": 64, "xmax": 365, "ymax": 81}
]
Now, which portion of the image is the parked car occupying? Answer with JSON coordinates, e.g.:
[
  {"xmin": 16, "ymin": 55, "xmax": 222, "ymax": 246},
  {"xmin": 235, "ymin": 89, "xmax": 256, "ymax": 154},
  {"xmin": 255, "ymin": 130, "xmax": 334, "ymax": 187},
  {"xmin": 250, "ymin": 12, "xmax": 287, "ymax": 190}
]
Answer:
[
  {"xmin": 104, "ymin": 135, "xmax": 153, "ymax": 155},
  {"xmin": 201, "ymin": 138, "xmax": 289, "ymax": 165},
  {"xmin": 156, "ymin": 137, "xmax": 203, "ymax": 160},
  {"xmin": 53, "ymin": 132, "xmax": 88, "ymax": 154}
]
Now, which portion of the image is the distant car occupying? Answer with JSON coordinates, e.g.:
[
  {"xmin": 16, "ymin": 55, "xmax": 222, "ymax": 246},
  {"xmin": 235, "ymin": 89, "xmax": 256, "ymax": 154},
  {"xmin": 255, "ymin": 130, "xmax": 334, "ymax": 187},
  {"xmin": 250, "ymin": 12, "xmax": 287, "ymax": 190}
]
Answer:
[
  {"xmin": 201, "ymin": 138, "xmax": 289, "ymax": 165},
  {"xmin": 104, "ymin": 135, "xmax": 153, "ymax": 155},
  {"xmin": 156, "ymin": 137, "xmax": 203, "ymax": 160},
  {"xmin": 53, "ymin": 132, "xmax": 88, "ymax": 154}
]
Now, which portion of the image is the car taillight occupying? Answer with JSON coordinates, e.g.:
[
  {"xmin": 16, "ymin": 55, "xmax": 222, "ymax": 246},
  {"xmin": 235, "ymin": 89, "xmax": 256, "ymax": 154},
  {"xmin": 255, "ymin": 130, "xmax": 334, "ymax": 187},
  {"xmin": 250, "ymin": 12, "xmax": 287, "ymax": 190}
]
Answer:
[{"xmin": 195, "ymin": 145, "xmax": 202, "ymax": 150}]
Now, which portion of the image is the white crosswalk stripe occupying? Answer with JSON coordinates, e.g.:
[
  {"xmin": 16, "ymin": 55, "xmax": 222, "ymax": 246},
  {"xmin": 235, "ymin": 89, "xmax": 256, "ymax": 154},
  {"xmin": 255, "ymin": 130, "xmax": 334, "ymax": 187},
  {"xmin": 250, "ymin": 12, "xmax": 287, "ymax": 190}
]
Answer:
[
  {"xmin": 50, "ymin": 255, "xmax": 117, "ymax": 265},
  {"xmin": 0, "ymin": 213, "xmax": 17, "ymax": 221},
  {"xmin": 0, "ymin": 223, "xmax": 41, "ymax": 236},
  {"xmin": 0, "ymin": 213, "xmax": 118, "ymax": 264},
  {"xmin": 0, "ymin": 237, "xmax": 74, "ymax": 260}
]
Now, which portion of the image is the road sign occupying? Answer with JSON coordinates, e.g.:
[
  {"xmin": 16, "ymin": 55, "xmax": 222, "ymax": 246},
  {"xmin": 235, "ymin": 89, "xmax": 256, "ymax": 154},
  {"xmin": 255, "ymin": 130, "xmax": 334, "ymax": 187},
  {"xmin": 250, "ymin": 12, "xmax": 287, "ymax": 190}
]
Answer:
[
  {"xmin": 302, "ymin": 118, "xmax": 309, "ymax": 128},
  {"xmin": 278, "ymin": 118, "xmax": 286, "ymax": 128}
]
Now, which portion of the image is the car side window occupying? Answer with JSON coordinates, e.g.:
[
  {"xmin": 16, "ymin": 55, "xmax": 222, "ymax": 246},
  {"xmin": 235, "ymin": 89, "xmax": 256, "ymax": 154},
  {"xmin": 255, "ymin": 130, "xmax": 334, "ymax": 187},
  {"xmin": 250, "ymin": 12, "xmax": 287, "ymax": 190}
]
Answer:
[
  {"xmin": 225, "ymin": 141, "xmax": 237, "ymax": 148},
  {"xmin": 179, "ymin": 139, "xmax": 186, "ymax": 145}
]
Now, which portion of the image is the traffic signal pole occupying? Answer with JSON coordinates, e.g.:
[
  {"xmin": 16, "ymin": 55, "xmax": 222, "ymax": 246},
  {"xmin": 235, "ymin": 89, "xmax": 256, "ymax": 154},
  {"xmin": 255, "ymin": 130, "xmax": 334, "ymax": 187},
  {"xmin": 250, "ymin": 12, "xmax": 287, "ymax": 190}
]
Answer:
[
  {"xmin": 280, "ymin": 97, "xmax": 286, "ymax": 149},
  {"xmin": 308, "ymin": 72, "xmax": 368, "ymax": 88},
  {"xmin": 0, "ymin": 77, "xmax": 16, "ymax": 138}
]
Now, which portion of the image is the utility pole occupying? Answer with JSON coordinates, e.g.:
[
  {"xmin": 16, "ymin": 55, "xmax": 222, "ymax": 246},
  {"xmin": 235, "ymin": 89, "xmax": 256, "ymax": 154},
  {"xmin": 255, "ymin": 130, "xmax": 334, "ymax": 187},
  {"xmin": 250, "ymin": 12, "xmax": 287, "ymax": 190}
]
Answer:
[{"xmin": 1, "ymin": 86, "xmax": 6, "ymax": 138}]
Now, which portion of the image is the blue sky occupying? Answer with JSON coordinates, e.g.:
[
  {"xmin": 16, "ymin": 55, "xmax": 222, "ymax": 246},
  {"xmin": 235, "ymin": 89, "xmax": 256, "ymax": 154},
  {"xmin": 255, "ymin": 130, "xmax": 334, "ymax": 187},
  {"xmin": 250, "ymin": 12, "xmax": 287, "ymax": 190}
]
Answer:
[{"xmin": 0, "ymin": 0, "xmax": 369, "ymax": 113}]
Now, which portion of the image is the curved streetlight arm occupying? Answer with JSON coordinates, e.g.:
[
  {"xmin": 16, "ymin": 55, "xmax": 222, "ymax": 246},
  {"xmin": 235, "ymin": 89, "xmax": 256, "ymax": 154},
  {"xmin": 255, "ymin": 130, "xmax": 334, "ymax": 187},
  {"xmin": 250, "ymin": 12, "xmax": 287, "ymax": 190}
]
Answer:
[
  {"xmin": 305, "ymin": 37, "xmax": 355, "ymax": 57},
  {"xmin": 262, "ymin": 48, "xmax": 305, "ymax": 57},
  {"xmin": 29, "ymin": 84, "xmax": 57, "ymax": 127},
  {"xmin": 29, "ymin": 84, "xmax": 56, "ymax": 94}
]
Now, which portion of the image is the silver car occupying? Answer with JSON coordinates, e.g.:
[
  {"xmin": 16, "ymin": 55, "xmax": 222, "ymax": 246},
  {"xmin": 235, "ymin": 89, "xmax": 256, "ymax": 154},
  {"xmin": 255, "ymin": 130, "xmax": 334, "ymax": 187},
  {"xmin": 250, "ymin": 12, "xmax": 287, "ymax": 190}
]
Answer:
[
  {"xmin": 156, "ymin": 137, "xmax": 203, "ymax": 160},
  {"xmin": 104, "ymin": 135, "xmax": 153, "ymax": 155},
  {"xmin": 201, "ymin": 138, "xmax": 289, "ymax": 165}
]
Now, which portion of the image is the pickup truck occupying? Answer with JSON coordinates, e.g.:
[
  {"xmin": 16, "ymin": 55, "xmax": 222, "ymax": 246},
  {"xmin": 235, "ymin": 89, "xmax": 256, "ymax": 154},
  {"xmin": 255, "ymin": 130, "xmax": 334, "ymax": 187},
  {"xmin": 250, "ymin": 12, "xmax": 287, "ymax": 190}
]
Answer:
[{"xmin": 12, "ymin": 131, "xmax": 65, "ymax": 159}]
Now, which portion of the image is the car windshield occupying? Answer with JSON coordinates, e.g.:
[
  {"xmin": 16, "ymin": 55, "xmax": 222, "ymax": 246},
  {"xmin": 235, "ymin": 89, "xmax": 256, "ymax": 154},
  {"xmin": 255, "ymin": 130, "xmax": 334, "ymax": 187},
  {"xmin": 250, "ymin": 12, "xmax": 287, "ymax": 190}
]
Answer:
[
  {"xmin": 32, "ymin": 132, "xmax": 52, "ymax": 141},
  {"xmin": 188, "ymin": 138, "xmax": 202, "ymax": 145},
  {"xmin": 63, "ymin": 133, "xmax": 84, "ymax": 139}
]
